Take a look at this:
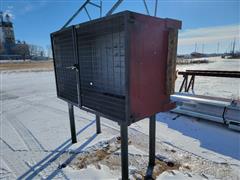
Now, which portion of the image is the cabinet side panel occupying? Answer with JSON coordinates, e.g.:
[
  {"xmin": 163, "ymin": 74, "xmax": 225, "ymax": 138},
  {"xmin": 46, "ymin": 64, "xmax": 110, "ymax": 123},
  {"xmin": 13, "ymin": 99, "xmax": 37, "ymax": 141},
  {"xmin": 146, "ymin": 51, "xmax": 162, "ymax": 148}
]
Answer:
[{"xmin": 129, "ymin": 14, "xmax": 178, "ymax": 120}]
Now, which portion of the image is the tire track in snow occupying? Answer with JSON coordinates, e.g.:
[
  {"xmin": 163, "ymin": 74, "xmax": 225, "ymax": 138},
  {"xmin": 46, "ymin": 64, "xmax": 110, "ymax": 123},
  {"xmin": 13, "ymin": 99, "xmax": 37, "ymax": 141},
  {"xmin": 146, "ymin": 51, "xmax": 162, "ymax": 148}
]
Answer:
[
  {"xmin": 3, "ymin": 112, "xmax": 45, "ymax": 152},
  {"xmin": 0, "ymin": 154, "xmax": 14, "ymax": 179},
  {"xmin": 2, "ymin": 109, "xmax": 72, "ymax": 179},
  {"xmin": 3, "ymin": 94, "xmax": 92, "ymax": 125},
  {"xmin": 0, "ymin": 140, "xmax": 27, "ymax": 179},
  {"xmin": 2, "ymin": 92, "xmax": 55, "ymax": 113},
  {"xmin": 20, "ymin": 98, "xmax": 93, "ymax": 122},
  {"xmin": 1, "ymin": 112, "xmax": 51, "ymax": 178}
]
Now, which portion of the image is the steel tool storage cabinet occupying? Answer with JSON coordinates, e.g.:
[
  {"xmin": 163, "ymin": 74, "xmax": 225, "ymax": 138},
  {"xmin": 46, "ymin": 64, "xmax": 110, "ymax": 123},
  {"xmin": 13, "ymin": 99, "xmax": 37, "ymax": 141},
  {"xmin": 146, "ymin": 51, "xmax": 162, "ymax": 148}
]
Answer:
[
  {"xmin": 51, "ymin": 11, "xmax": 181, "ymax": 124},
  {"xmin": 51, "ymin": 10, "xmax": 181, "ymax": 179}
]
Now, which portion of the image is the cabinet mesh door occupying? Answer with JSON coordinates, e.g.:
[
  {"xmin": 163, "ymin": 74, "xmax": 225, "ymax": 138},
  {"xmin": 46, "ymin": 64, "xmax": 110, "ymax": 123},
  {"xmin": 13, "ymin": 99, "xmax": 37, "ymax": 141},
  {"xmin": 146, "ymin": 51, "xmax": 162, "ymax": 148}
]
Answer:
[
  {"xmin": 52, "ymin": 28, "xmax": 79, "ymax": 105},
  {"xmin": 76, "ymin": 16, "xmax": 126, "ymax": 120}
]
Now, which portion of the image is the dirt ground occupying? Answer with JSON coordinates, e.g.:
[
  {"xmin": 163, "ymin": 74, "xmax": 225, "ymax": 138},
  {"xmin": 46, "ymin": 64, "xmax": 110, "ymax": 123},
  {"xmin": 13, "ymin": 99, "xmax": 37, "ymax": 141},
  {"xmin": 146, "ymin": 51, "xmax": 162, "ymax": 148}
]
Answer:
[{"xmin": 0, "ymin": 60, "xmax": 53, "ymax": 71}]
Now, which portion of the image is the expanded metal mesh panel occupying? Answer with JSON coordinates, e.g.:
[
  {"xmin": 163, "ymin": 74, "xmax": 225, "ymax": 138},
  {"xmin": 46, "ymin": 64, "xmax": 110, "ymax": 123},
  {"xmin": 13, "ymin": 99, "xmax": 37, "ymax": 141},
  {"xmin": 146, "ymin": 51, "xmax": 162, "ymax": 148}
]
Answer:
[
  {"xmin": 52, "ymin": 29, "xmax": 78, "ymax": 105},
  {"xmin": 76, "ymin": 15, "xmax": 126, "ymax": 120}
]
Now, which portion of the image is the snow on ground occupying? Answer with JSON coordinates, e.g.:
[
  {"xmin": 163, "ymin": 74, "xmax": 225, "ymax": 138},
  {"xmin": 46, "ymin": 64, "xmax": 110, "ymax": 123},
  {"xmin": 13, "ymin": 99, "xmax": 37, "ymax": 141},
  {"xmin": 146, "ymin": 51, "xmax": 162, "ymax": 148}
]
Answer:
[
  {"xmin": 0, "ymin": 58, "xmax": 240, "ymax": 179},
  {"xmin": 175, "ymin": 57, "xmax": 240, "ymax": 99}
]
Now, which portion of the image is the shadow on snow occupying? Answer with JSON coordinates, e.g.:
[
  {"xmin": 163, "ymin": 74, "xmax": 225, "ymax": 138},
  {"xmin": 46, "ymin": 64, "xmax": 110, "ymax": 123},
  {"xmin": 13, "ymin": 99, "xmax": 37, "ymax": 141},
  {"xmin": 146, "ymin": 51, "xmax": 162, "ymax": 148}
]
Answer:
[
  {"xmin": 18, "ymin": 119, "xmax": 97, "ymax": 180},
  {"xmin": 157, "ymin": 112, "xmax": 240, "ymax": 160}
]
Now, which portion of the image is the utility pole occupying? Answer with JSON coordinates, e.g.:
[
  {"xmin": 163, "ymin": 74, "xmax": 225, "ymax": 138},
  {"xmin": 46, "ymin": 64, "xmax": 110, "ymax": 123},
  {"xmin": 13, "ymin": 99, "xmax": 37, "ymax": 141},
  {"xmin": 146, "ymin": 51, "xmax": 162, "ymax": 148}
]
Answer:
[
  {"xmin": 232, "ymin": 38, "xmax": 236, "ymax": 54},
  {"xmin": 217, "ymin": 42, "xmax": 219, "ymax": 54}
]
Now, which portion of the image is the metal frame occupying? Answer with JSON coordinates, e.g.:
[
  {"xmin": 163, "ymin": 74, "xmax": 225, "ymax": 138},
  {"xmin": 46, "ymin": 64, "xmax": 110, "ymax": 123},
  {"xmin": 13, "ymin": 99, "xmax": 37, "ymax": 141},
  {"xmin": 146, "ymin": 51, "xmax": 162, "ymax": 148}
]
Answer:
[
  {"xmin": 154, "ymin": 0, "xmax": 158, "ymax": 16},
  {"xmin": 143, "ymin": 0, "xmax": 150, "ymax": 15},
  {"xmin": 62, "ymin": 0, "xmax": 103, "ymax": 29},
  {"xmin": 106, "ymin": 0, "xmax": 124, "ymax": 16},
  {"xmin": 62, "ymin": 0, "xmax": 159, "ymax": 30},
  {"xmin": 143, "ymin": 0, "xmax": 159, "ymax": 16},
  {"xmin": 179, "ymin": 70, "xmax": 240, "ymax": 92}
]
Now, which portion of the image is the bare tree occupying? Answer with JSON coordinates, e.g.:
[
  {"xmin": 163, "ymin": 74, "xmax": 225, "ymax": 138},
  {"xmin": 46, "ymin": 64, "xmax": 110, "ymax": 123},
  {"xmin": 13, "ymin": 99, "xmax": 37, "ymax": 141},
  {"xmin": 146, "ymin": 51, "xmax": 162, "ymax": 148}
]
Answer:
[
  {"xmin": 11, "ymin": 42, "xmax": 30, "ymax": 61},
  {"xmin": 28, "ymin": 44, "xmax": 45, "ymax": 58},
  {"xmin": 28, "ymin": 44, "xmax": 37, "ymax": 57},
  {"xmin": 46, "ymin": 45, "xmax": 52, "ymax": 59},
  {"xmin": 0, "ymin": 42, "xmax": 4, "ymax": 54}
]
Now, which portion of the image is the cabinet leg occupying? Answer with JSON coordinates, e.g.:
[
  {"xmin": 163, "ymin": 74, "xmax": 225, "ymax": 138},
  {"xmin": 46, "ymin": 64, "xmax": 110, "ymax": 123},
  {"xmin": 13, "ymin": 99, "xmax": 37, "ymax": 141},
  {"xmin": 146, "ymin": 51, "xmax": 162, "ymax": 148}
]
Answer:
[
  {"xmin": 68, "ymin": 103, "xmax": 77, "ymax": 144},
  {"xmin": 120, "ymin": 122, "xmax": 129, "ymax": 180},
  {"xmin": 96, "ymin": 114, "xmax": 101, "ymax": 134}
]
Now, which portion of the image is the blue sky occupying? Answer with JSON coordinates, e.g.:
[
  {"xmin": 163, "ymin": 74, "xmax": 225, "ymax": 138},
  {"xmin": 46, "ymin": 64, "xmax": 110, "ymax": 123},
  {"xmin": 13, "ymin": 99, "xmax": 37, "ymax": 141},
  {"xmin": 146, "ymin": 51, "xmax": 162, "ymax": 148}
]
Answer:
[{"xmin": 0, "ymin": 0, "xmax": 239, "ymax": 54}]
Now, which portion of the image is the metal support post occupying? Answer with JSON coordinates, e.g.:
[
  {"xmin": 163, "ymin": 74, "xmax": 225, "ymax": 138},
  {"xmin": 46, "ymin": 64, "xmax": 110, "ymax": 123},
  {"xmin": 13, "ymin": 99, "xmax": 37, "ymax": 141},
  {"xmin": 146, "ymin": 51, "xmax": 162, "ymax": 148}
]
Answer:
[
  {"xmin": 191, "ymin": 75, "xmax": 195, "ymax": 90},
  {"xmin": 184, "ymin": 75, "xmax": 188, "ymax": 92},
  {"xmin": 154, "ymin": 0, "xmax": 158, "ymax": 16},
  {"xmin": 62, "ymin": 0, "xmax": 90, "ymax": 29},
  {"xmin": 84, "ymin": 7, "xmax": 92, "ymax": 20},
  {"xmin": 100, "ymin": 0, "xmax": 102, "ymax": 17},
  {"xmin": 145, "ymin": 114, "xmax": 156, "ymax": 179},
  {"xmin": 106, "ymin": 0, "xmax": 124, "ymax": 16},
  {"xmin": 179, "ymin": 76, "xmax": 186, "ymax": 92},
  {"xmin": 120, "ymin": 121, "xmax": 129, "ymax": 180},
  {"xmin": 149, "ymin": 115, "xmax": 156, "ymax": 166},
  {"xmin": 143, "ymin": 0, "xmax": 150, "ymax": 15},
  {"xmin": 96, "ymin": 114, "xmax": 101, "ymax": 134},
  {"xmin": 187, "ymin": 75, "xmax": 195, "ymax": 92},
  {"xmin": 68, "ymin": 103, "xmax": 77, "ymax": 143}
]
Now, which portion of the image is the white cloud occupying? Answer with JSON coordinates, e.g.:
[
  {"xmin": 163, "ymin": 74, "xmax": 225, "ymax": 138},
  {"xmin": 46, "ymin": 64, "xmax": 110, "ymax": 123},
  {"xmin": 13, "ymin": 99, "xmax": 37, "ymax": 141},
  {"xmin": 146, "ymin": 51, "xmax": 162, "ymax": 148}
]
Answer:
[
  {"xmin": 178, "ymin": 24, "xmax": 240, "ymax": 46},
  {"xmin": 14, "ymin": 1, "xmax": 47, "ymax": 15},
  {"xmin": 3, "ymin": 9, "xmax": 15, "ymax": 20},
  {"xmin": 7, "ymin": 6, "xmax": 13, "ymax": 10},
  {"xmin": 23, "ymin": 4, "xmax": 34, "ymax": 13}
]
